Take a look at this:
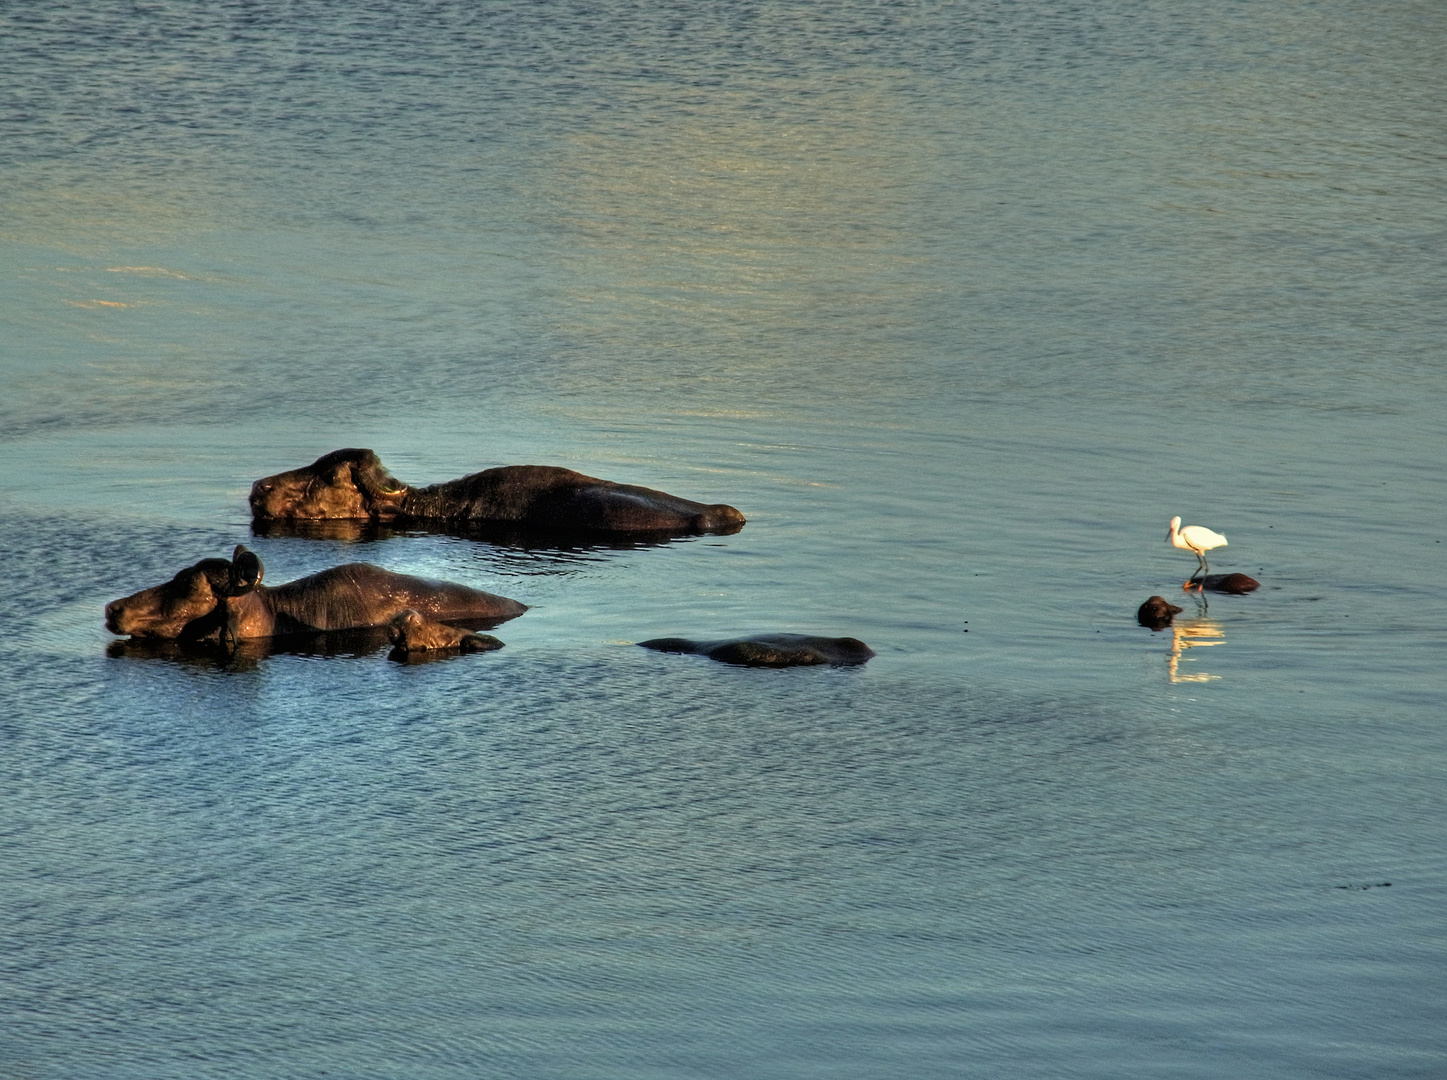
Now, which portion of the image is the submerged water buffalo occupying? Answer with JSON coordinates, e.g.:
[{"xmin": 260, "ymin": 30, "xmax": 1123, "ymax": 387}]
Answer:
[
  {"xmin": 105, "ymin": 545, "xmax": 526, "ymax": 644},
  {"xmin": 638, "ymin": 634, "xmax": 876, "ymax": 668},
  {"xmin": 249, "ymin": 448, "xmax": 746, "ymax": 536},
  {"xmin": 388, "ymin": 609, "xmax": 504, "ymax": 654}
]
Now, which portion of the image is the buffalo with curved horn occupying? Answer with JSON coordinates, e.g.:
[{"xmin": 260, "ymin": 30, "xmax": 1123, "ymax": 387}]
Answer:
[{"xmin": 105, "ymin": 545, "xmax": 526, "ymax": 645}]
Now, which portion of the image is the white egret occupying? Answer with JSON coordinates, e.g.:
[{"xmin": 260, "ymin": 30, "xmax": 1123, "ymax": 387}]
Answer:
[{"xmin": 1167, "ymin": 516, "xmax": 1228, "ymax": 582}]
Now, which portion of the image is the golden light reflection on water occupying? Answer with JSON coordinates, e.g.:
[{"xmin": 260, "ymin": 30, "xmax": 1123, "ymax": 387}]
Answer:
[
  {"xmin": 106, "ymin": 266, "xmax": 194, "ymax": 279},
  {"xmin": 0, "ymin": 163, "xmax": 227, "ymax": 255},
  {"xmin": 1167, "ymin": 618, "xmax": 1226, "ymax": 683},
  {"xmin": 538, "ymin": 76, "xmax": 937, "ymax": 373}
]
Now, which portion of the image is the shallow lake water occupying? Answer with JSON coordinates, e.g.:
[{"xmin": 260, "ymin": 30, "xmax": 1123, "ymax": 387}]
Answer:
[{"xmin": 2, "ymin": 2, "xmax": 1445, "ymax": 1077}]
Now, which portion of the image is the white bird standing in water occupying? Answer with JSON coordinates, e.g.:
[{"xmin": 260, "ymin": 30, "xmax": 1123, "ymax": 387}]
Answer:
[{"xmin": 1167, "ymin": 516, "xmax": 1227, "ymax": 583}]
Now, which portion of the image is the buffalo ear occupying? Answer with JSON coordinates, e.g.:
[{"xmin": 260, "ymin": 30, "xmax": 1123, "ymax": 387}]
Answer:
[
  {"xmin": 352, "ymin": 452, "xmax": 408, "ymax": 501},
  {"xmin": 229, "ymin": 544, "xmax": 264, "ymax": 595}
]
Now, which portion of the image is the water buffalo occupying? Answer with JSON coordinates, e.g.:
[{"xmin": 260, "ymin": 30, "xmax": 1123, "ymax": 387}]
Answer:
[
  {"xmin": 105, "ymin": 545, "xmax": 526, "ymax": 643},
  {"xmin": 1137, "ymin": 595, "xmax": 1184, "ymax": 630},
  {"xmin": 638, "ymin": 634, "xmax": 876, "ymax": 668},
  {"xmin": 249, "ymin": 448, "xmax": 746, "ymax": 536},
  {"xmin": 388, "ymin": 609, "xmax": 504, "ymax": 654}
]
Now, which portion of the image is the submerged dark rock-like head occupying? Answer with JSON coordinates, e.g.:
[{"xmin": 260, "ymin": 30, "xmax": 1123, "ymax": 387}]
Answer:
[
  {"xmin": 249, "ymin": 448, "xmax": 409, "ymax": 521},
  {"xmin": 1137, "ymin": 595, "xmax": 1184, "ymax": 630}
]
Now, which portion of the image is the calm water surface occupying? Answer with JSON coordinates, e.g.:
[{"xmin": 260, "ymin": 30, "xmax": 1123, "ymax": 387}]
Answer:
[{"xmin": 2, "ymin": 2, "xmax": 1445, "ymax": 1077}]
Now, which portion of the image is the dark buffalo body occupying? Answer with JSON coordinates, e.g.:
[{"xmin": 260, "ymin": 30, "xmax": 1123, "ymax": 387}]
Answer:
[
  {"xmin": 639, "ymin": 633, "xmax": 876, "ymax": 668},
  {"xmin": 221, "ymin": 563, "xmax": 524, "ymax": 642},
  {"xmin": 1193, "ymin": 573, "xmax": 1261, "ymax": 595},
  {"xmin": 250, "ymin": 449, "xmax": 746, "ymax": 536}
]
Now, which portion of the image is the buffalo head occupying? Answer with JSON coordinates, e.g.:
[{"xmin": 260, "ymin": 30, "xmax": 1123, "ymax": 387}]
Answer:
[
  {"xmin": 249, "ymin": 448, "xmax": 409, "ymax": 521},
  {"xmin": 104, "ymin": 557, "xmax": 234, "ymax": 639}
]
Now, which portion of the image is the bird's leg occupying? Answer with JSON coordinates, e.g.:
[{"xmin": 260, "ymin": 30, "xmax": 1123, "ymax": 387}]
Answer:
[{"xmin": 1183, "ymin": 552, "xmax": 1208, "ymax": 590}]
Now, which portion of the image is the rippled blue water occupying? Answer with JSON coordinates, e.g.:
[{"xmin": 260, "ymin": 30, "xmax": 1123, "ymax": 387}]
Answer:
[{"xmin": 3, "ymin": 2, "xmax": 1445, "ymax": 1076}]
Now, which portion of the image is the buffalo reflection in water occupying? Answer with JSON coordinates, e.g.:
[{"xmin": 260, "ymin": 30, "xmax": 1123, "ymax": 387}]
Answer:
[
  {"xmin": 106, "ymin": 625, "xmax": 492, "ymax": 668},
  {"xmin": 252, "ymin": 516, "xmax": 720, "ymax": 557}
]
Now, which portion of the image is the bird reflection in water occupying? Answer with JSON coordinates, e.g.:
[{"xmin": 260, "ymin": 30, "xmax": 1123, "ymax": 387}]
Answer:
[{"xmin": 1167, "ymin": 618, "xmax": 1226, "ymax": 683}]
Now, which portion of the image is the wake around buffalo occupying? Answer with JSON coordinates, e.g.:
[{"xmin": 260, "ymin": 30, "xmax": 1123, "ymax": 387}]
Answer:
[
  {"xmin": 105, "ymin": 545, "xmax": 526, "ymax": 646},
  {"xmin": 248, "ymin": 449, "xmax": 747, "ymax": 537}
]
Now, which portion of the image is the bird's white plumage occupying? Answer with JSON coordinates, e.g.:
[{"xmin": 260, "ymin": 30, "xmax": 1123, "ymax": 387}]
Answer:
[
  {"xmin": 1167, "ymin": 516, "xmax": 1227, "ymax": 555},
  {"xmin": 1167, "ymin": 516, "xmax": 1228, "ymax": 580}
]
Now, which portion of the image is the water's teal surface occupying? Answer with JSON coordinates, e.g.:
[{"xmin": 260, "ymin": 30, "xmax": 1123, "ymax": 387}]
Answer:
[{"xmin": 3, "ymin": 2, "xmax": 1445, "ymax": 1076}]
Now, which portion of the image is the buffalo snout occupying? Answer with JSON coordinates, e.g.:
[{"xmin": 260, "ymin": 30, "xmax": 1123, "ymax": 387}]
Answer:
[{"xmin": 695, "ymin": 504, "xmax": 747, "ymax": 534}]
